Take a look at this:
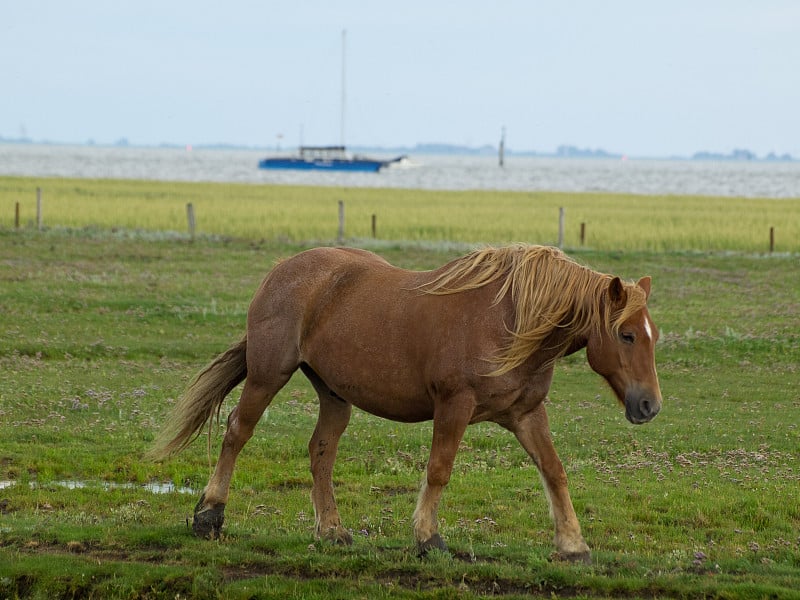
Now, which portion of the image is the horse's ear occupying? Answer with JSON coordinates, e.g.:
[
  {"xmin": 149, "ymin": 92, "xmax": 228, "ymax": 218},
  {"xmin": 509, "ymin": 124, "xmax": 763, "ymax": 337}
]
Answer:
[
  {"xmin": 608, "ymin": 276, "xmax": 626, "ymax": 307},
  {"xmin": 637, "ymin": 276, "xmax": 652, "ymax": 299}
]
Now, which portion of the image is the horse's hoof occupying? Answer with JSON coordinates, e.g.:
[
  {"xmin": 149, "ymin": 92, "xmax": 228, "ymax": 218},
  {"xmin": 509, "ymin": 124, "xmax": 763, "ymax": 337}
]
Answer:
[
  {"xmin": 557, "ymin": 550, "xmax": 592, "ymax": 565},
  {"xmin": 417, "ymin": 533, "xmax": 448, "ymax": 557},
  {"xmin": 320, "ymin": 526, "xmax": 354, "ymax": 546},
  {"xmin": 192, "ymin": 494, "xmax": 226, "ymax": 540}
]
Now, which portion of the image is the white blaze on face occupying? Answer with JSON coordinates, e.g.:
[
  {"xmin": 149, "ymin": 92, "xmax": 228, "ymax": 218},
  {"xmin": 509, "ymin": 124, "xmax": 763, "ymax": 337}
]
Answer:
[{"xmin": 643, "ymin": 315, "xmax": 653, "ymax": 341}]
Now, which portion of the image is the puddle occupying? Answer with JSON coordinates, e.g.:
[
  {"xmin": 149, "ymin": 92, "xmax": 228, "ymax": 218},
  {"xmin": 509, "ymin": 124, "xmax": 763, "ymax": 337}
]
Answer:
[{"xmin": 0, "ymin": 479, "xmax": 195, "ymax": 495}]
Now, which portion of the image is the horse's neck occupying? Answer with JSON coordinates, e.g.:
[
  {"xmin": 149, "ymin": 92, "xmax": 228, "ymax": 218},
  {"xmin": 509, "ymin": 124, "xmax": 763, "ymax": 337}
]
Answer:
[
  {"xmin": 518, "ymin": 329, "xmax": 587, "ymax": 374},
  {"xmin": 558, "ymin": 290, "xmax": 599, "ymax": 358},
  {"xmin": 562, "ymin": 334, "xmax": 589, "ymax": 357}
]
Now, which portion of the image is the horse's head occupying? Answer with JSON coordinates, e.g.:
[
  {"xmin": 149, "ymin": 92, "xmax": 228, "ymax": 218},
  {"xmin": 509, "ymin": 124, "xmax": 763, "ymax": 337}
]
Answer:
[{"xmin": 586, "ymin": 276, "xmax": 662, "ymax": 424}]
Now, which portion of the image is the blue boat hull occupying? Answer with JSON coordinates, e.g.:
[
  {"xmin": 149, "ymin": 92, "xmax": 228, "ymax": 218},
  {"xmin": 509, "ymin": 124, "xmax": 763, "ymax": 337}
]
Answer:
[{"xmin": 259, "ymin": 157, "xmax": 387, "ymax": 172}]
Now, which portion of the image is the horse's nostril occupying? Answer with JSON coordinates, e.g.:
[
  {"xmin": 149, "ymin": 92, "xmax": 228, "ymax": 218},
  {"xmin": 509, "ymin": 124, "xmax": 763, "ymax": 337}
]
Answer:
[{"xmin": 625, "ymin": 393, "xmax": 660, "ymax": 424}]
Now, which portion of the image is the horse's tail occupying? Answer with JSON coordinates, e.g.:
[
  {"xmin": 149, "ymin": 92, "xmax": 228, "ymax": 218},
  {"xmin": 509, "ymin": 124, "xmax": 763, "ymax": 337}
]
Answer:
[{"xmin": 148, "ymin": 335, "xmax": 248, "ymax": 460}]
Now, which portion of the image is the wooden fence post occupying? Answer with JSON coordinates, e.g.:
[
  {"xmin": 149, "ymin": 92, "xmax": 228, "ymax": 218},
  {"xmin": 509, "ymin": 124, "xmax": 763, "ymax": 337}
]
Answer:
[
  {"xmin": 580, "ymin": 222, "xmax": 586, "ymax": 246},
  {"xmin": 186, "ymin": 203, "xmax": 196, "ymax": 241},
  {"xmin": 557, "ymin": 207, "xmax": 565, "ymax": 248},
  {"xmin": 338, "ymin": 200, "xmax": 345, "ymax": 243},
  {"xmin": 15, "ymin": 202, "xmax": 20, "ymax": 229},
  {"xmin": 36, "ymin": 187, "xmax": 42, "ymax": 231},
  {"xmin": 769, "ymin": 227, "xmax": 774, "ymax": 253},
  {"xmin": 371, "ymin": 214, "xmax": 377, "ymax": 238}
]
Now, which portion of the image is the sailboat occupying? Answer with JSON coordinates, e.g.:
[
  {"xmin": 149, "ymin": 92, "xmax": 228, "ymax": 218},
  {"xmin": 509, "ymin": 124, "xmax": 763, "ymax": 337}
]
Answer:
[
  {"xmin": 258, "ymin": 145, "xmax": 406, "ymax": 172},
  {"xmin": 259, "ymin": 31, "xmax": 406, "ymax": 173}
]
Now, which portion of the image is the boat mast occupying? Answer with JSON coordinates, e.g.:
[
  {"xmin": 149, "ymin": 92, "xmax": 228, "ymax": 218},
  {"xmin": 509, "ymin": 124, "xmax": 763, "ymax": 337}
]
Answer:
[
  {"xmin": 340, "ymin": 29, "xmax": 347, "ymax": 148},
  {"xmin": 499, "ymin": 125, "xmax": 506, "ymax": 168}
]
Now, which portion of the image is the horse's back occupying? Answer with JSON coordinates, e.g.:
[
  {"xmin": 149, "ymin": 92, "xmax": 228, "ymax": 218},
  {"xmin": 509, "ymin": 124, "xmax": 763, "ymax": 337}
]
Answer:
[
  {"xmin": 256, "ymin": 247, "xmax": 399, "ymax": 303},
  {"xmin": 247, "ymin": 247, "xmax": 412, "ymax": 343},
  {"xmin": 274, "ymin": 247, "xmax": 392, "ymax": 278}
]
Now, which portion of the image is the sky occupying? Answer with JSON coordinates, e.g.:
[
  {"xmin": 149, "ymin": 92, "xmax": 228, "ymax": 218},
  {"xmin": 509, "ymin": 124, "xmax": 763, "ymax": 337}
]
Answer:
[{"xmin": 2, "ymin": 1, "xmax": 799, "ymax": 157}]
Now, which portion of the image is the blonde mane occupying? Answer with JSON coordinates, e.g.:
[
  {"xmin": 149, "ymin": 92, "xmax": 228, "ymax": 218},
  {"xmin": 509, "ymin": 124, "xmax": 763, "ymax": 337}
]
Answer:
[{"xmin": 420, "ymin": 245, "xmax": 648, "ymax": 375}]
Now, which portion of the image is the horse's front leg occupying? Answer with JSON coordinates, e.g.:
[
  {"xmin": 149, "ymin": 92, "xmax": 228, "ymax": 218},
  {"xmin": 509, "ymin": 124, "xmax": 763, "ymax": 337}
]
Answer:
[
  {"xmin": 413, "ymin": 393, "xmax": 474, "ymax": 555},
  {"xmin": 509, "ymin": 401, "xmax": 591, "ymax": 563}
]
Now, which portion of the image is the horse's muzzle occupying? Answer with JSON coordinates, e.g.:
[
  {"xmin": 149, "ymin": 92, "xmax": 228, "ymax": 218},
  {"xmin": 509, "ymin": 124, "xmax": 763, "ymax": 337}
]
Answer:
[{"xmin": 624, "ymin": 389, "xmax": 661, "ymax": 424}]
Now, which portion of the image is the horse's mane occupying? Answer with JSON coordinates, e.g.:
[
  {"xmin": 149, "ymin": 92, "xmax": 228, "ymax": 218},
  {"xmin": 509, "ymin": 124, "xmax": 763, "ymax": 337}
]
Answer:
[{"xmin": 419, "ymin": 244, "xmax": 648, "ymax": 375}]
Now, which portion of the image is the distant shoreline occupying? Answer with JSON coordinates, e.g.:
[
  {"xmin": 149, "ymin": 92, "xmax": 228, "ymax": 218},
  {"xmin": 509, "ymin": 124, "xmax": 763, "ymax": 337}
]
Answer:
[{"xmin": 0, "ymin": 138, "xmax": 794, "ymax": 163}]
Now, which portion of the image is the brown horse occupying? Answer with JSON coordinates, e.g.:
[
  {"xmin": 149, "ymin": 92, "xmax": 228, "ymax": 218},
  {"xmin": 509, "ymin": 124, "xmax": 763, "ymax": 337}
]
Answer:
[{"xmin": 150, "ymin": 244, "xmax": 661, "ymax": 563}]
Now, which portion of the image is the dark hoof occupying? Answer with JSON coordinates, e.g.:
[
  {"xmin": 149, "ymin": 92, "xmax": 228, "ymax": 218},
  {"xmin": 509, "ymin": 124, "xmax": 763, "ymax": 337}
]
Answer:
[
  {"xmin": 192, "ymin": 494, "xmax": 226, "ymax": 539},
  {"xmin": 557, "ymin": 550, "xmax": 592, "ymax": 565},
  {"xmin": 417, "ymin": 533, "xmax": 448, "ymax": 557},
  {"xmin": 320, "ymin": 526, "xmax": 354, "ymax": 546}
]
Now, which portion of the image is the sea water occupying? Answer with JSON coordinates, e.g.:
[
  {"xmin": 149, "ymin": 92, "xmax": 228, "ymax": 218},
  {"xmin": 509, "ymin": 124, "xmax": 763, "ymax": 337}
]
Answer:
[{"xmin": 1, "ymin": 143, "xmax": 799, "ymax": 198}]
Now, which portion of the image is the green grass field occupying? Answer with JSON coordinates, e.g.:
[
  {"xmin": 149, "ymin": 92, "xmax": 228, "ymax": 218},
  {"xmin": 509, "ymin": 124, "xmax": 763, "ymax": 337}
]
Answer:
[
  {"xmin": 1, "ymin": 176, "xmax": 799, "ymax": 252},
  {"xmin": 1, "ymin": 177, "xmax": 799, "ymax": 598}
]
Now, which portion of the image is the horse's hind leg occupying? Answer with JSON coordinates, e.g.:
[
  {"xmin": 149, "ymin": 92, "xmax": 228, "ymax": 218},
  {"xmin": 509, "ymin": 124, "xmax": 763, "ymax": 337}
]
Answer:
[
  {"xmin": 304, "ymin": 367, "xmax": 353, "ymax": 545},
  {"xmin": 194, "ymin": 373, "xmax": 291, "ymax": 539}
]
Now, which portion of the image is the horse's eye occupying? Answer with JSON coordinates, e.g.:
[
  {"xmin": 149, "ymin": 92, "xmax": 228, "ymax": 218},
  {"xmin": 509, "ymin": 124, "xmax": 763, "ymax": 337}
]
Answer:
[{"xmin": 621, "ymin": 332, "xmax": 636, "ymax": 344}]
